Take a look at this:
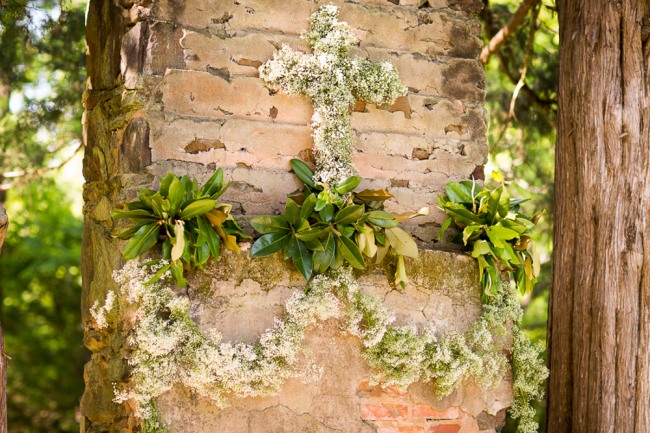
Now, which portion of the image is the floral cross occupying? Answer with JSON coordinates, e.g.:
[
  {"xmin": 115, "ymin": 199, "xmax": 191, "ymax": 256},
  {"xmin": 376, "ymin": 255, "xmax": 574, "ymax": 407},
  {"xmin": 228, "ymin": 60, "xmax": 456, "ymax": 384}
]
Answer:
[{"xmin": 259, "ymin": 5, "xmax": 407, "ymax": 185}]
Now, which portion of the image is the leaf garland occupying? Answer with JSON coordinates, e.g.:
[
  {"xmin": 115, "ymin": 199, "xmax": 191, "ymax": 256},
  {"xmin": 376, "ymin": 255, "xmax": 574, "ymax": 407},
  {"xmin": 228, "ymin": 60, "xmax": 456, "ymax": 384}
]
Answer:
[
  {"xmin": 112, "ymin": 169, "xmax": 250, "ymax": 287},
  {"xmin": 437, "ymin": 179, "xmax": 543, "ymax": 299},
  {"xmin": 250, "ymin": 159, "xmax": 427, "ymax": 287}
]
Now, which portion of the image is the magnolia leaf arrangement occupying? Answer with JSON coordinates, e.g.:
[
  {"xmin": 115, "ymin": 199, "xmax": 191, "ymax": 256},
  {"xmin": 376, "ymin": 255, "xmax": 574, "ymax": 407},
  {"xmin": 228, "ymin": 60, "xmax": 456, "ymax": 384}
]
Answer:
[
  {"xmin": 112, "ymin": 169, "xmax": 249, "ymax": 287},
  {"xmin": 437, "ymin": 179, "xmax": 543, "ymax": 299},
  {"xmin": 250, "ymin": 159, "xmax": 428, "ymax": 287}
]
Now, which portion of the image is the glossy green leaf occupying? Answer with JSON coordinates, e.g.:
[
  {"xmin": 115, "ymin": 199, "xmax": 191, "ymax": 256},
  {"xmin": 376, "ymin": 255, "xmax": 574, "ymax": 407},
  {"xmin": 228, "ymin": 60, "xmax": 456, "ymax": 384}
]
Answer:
[
  {"xmin": 115, "ymin": 222, "xmax": 149, "ymax": 240},
  {"xmin": 486, "ymin": 186, "xmax": 509, "ymax": 224},
  {"xmin": 290, "ymin": 159, "xmax": 316, "ymax": 189},
  {"xmin": 198, "ymin": 216, "xmax": 221, "ymax": 260},
  {"xmin": 251, "ymin": 232, "xmax": 291, "ymax": 257},
  {"xmin": 179, "ymin": 198, "xmax": 215, "ymax": 220},
  {"xmin": 122, "ymin": 223, "xmax": 161, "ymax": 260},
  {"xmin": 289, "ymin": 237, "xmax": 313, "ymax": 280},
  {"xmin": 200, "ymin": 168, "xmax": 224, "ymax": 196},
  {"xmin": 159, "ymin": 173, "xmax": 176, "ymax": 196},
  {"xmin": 335, "ymin": 205, "xmax": 364, "ymax": 225},
  {"xmin": 471, "ymin": 240, "xmax": 492, "ymax": 258},
  {"xmin": 445, "ymin": 182, "xmax": 473, "ymax": 204},
  {"xmin": 171, "ymin": 261, "xmax": 187, "ymax": 288},
  {"xmin": 486, "ymin": 225, "xmax": 519, "ymax": 248},
  {"xmin": 319, "ymin": 204, "xmax": 335, "ymax": 222},
  {"xmin": 300, "ymin": 193, "xmax": 317, "ymax": 220},
  {"xmin": 335, "ymin": 176, "xmax": 361, "ymax": 194},
  {"xmin": 438, "ymin": 217, "xmax": 453, "ymax": 241},
  {"xmin": 168, "ymin": 177, "xmax": 185, "ymax": 214},
  {"xmin": 336, "ymin": 235, "xmax": 365, "ymax": 269},
  {"xmin": 145, "ymin": 262, "xmax": 172, "ymax": 285},
  {"xmin": 304, "ymin": 238, "xmax": 324, "ymax": 252},
  {"xmin": 295, "ymin": 225, "xmax": 329, "ymax": 242},
  {"xmin": 284, "ymin": 199, "xmax": 301, "ymax": 226},
  {"xmin": 462, "ymin": 225, "xmax": 482, "ymax": 245},
  {"xmin": 313, "ymin": 233, "xmax": 336, "ymax": 273},
  {"xmin": 336, "ymin": 224, "xmax": 355, "ymax": 238},
  {"xmin": 111, "ymin": 209, "xmax": 157, "ymax": 221},
  {"xmin": 250, "ymin": 216, "xmax": 290, "ymax": 234}
]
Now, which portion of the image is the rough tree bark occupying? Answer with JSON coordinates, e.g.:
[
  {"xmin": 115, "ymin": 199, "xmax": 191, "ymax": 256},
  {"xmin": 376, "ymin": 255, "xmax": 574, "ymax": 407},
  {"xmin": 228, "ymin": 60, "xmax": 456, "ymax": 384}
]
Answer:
[
  {"xmin": 548, "ymin": 1, "xmax": 650, "ymax": 432},
  {"xmin": 0, "ymin": 204, "xmax": 7, "ymax": 433}
]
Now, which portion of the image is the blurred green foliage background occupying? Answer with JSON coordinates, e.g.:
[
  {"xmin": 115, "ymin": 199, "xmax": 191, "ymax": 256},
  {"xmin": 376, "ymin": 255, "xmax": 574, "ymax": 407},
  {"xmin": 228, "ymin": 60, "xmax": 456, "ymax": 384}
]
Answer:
[
  {"xmin": 0, "ymin": 0, "xmax": 557, "ymax": 431},
  {"xmin": 0, "ymin": 1, "xmax": 87, "ymax": 431}
]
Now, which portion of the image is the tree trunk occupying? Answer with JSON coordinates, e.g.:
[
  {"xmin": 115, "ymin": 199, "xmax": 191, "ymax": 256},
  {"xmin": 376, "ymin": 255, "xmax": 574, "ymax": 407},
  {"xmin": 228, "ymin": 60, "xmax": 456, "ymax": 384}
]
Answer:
[
  {"xmin": 548, "ymin": 1, "xmax": 650, "ymax": 432},
  {"xmin": 0, "ymin": 204, "xmax": 7, "ymax": 433}
]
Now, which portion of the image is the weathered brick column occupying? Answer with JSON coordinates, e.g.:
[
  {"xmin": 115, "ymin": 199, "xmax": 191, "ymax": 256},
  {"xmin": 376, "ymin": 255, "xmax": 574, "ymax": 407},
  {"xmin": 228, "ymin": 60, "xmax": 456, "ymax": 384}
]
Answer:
[{"xmin": 81, "ymin": 1, "xmax": 508, "ymax": 432}]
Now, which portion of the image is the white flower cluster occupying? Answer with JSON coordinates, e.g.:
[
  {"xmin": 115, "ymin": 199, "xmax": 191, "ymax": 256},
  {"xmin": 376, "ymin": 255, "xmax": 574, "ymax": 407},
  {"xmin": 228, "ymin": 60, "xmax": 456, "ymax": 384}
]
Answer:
[
  {"xmin": 90, "ymin": 290, "xmax": 115, "ymax": 330},
  {"xmin": 259, "ymin": 5, "xmax": 407, "ymax": 185},
  {"xmin": 103, "ymin": 260, "xmax": 546, "ymax": 433},
  {"xmin": 108, "ymin": 260, "xmax": 341, "ymax": 425}
]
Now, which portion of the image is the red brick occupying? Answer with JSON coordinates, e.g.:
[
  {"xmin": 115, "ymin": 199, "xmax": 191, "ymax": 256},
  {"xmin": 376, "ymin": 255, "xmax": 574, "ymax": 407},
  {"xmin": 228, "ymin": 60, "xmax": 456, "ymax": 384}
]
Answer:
[
  {"xmin": 398, "ymin": 427, "xmax": 425, "ymax": 433},
  {"xmin": 412, "ymin": 405, "xmax": 460, "ymax": 420},
  {"xmin": 357, "ymin": 380, "xmax": 383, "ymax": 397},
  {"xmin": 360, "ymin": 403, "xmax": 409, "ymax": 421},
  {"xmin": 429, "ymin": 425, "xmax": 460, "ymax": 433}
]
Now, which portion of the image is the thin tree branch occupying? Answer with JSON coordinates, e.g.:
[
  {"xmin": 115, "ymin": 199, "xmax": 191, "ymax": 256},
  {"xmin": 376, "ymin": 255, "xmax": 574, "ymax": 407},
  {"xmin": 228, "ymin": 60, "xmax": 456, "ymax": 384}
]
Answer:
[{"xmin": 480, "ymin": 0, "xmax": 541, "ymax": 64}]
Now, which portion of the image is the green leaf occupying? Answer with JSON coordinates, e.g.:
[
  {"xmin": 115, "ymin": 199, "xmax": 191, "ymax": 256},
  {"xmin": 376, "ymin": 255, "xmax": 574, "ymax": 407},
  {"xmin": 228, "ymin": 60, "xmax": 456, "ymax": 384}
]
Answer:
[
  {"xmin": 375, "ymin": 230, "xmax": 386, "ymax": 246},
  {"xmin": 168, "ymin": 177, "xmax": 185, "ymax": 214},
  {"xmin": 289, "ymin": 237, "xmax": 313, "ymax": 280},
  {"xmin": 462, "ymin": 225, "xmax": 482, "ymax": 245},
  {"xmin": 200, "ymin": 168, "xmax": 224, "ymax": 196},
  {"xmin": 284, "ymin": 199, "xmax": 301, "ymax": 226},
  {"xmin": 367, "ymin": 210, "xmax": 399, "ymax": 228},
  {"xmin": 115, "ymin": 222, "xmax": 149, "ymax": 240},
  {"xmin": 486, "ymin": 186, "xmax": 510, "ymax": 224},
  {"xmin": 112, "ymin": 208, "xmax": 157, "ymax": 221},
  {"xmin": 171, "ymin": 261, "xmax": 187, "ymax": 288},
  {"xmin": 304, "ymin": 238, "xmax": 324, "ymax": 252},
  {"xmin": 471, "ymin": 240, "xmax": 492, "ymax": 258},
  {"xmin": 250, "ymin": 232, "xmax": 290, "ymax": 257},
  {"xmin": 179, "ymin": 198, "xmax": 216, "ymax": 220},
  {"xmin": 145, "ymin": 262, "xmax": 171, "ymax": 285},
  {"xmin": 250, "ymin": 216, "xmax": 290, "ymax": 234},
  {"xmin": 336, "ymin": 235, "xmax": 365, "ymax": 269},
  {"xmin": 336, "ymin": 224, "xmax": 355, "ymax": 238},
  {"xmin": 384, "ymin": 227, "xmax": 418, "ymax": 258},
  {"xmin": 319, "ymin": 204, "xmax": 335, "ymax": 222},
  {"xmin": 198, "ymin": 216, "xmax": 221, "ymax": 260},
  {"xmin": 122, "ymin": 223, "xmax": 161, "ymax": 260},
  {"xmin": 438, "ymin": 217, "xmax": 452, "ymax": 241},
  {"xmin": 300, "ymin": 193, "xmax": 317, "ymax": 220},
  {"xmin": 290, "ymin": 159, "xmax": 316, "ymax": 189},
  {"xmin": 194, "ymin": 242, "xmax": 210, "ymax": 268},
  {"xmin": 335, "ymin": 176, "xmax": 361, "ymax": 194},
  {"xmin": 159, "ymin": 173, "xmax": 176, "ymax": 196},
  {"xmin": 295, "ymin": 225, "xmax": 329, "ymax": 242},
  {"xmin": 445, "ymin": 182, "xmax": 473, "ymax": 204},
  {"xmin": 486, "ymin": 225, "xmax": 519, "ymax": 248},
  {"xmin": 441, "ymin": 205, "xmax": 484, "ymax": 226},
  {"xmin": 313, "ymin": 233, "xmax": 336, "ymax": 273},
  {"xmin": 335, "ymin": 205, "xmax": 364, "ymax": 225}
]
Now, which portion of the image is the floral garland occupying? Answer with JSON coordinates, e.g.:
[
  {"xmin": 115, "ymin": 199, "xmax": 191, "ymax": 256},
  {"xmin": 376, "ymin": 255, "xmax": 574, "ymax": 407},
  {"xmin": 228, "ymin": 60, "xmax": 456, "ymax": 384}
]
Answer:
[
  {"xmin": 95, "ymin": 5, "xmax": 548, "ymax": 433},
  {"xmin": 93, "ymin": 261, "xmax": 541, "ymax": 432}
]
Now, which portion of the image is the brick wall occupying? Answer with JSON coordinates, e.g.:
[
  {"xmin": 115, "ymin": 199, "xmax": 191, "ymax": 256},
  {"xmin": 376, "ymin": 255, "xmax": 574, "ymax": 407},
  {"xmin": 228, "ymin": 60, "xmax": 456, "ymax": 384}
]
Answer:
[
  {"xmin": 118, "ymin": 0, "xmax": 487, "ymax": 243},
  {"xmin": 81, "ymin": 1, "xmax": 502, "ymax": 432}
]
